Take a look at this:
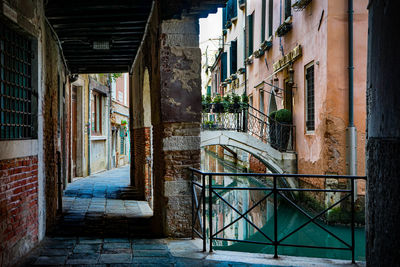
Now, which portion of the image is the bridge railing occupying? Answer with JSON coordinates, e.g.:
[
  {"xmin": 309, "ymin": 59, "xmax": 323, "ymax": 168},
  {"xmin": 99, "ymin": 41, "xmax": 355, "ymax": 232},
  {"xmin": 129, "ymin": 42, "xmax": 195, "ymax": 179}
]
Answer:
[
  {"xmin": 201, "ymin": 105, "xmax": 296, "ymax": 152},
  {"xmin": 190, "ymin": 168, "xmax": 366, "ymax": 263}
]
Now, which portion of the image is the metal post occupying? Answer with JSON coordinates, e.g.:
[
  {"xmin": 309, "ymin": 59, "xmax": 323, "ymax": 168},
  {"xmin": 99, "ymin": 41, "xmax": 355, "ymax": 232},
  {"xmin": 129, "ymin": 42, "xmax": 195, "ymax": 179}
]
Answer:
[
  {"xmin": 202, "ymin": 174, "xmax": 206, "ymax": 252},
  {"xmin": 209, "ymin": 174, "xmax": 213, "ymax": 252},
  {"xmin": 273, "ymin": 175, "xmax": 278, "ymax": 258},
  {"xmin": 191, "ymin": 171, "xmax": 194, "ymax": 240},
  {"xmin": 351, "ymin": 178, "xmax": 355, "ymax": 264}
]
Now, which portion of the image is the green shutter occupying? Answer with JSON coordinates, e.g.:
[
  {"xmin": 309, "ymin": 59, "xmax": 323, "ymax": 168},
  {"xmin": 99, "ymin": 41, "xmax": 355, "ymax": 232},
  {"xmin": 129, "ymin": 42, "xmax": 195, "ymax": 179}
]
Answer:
[
  {"xmin": 230, "ymin": 40, "xmax": 237, "ymax": 74},
  {"xmin": 221, "ymin": 52, "xmax": 227, "ymax": 82},
  {"xmin": 207, "ymin": 86, "xmax": 211, "ymax": 96},
  {"xmin": 268, "ymin": 0, "xmax": 273, "ymax": 37},
  {"xmin": 248, "ymin": 13, "xmax": 254, "ymax": 56},
  {"xmin": 223, "ymin": 7, "xmax": 227, "ymax": 29},
  {"xmin": 262, "ymin": 0, "xmax": 266, "ymax": 41},
  {"xmin": 285, "ymin": 0, "xmax": 292, "ymax": 19}
]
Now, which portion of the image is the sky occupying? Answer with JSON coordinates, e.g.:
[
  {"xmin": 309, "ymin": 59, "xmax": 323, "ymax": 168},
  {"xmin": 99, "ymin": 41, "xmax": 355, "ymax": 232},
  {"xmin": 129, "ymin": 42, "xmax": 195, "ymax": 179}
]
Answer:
[{"xmin": 199, "ymin": 9, "xmax": 222, "ymax": 92}]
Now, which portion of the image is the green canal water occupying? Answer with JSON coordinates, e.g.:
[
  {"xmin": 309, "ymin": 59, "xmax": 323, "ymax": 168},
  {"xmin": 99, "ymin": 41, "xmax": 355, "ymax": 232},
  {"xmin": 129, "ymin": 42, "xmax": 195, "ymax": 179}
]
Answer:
[{"xmin": 201, "ymin": 149, "xmax": 366, "ymax": 261}]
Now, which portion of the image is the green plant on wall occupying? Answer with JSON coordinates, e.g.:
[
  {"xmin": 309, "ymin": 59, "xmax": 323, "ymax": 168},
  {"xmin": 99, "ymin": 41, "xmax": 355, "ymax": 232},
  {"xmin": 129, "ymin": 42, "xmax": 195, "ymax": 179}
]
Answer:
[{"xmin": 110, "ymin": 73, "xmax": 123, "ymax": 82}]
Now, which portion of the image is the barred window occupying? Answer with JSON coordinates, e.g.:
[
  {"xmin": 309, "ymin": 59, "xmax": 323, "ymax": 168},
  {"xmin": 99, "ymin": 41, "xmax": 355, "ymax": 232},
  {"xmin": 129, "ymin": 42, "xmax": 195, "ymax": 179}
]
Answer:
[
  {"xmin": 305, "ymin": 64, "xmax": 315, "ymax": 131},
  {"xmin": 0, "ymin": 24, "xmax": 35, "ymax": 140}
]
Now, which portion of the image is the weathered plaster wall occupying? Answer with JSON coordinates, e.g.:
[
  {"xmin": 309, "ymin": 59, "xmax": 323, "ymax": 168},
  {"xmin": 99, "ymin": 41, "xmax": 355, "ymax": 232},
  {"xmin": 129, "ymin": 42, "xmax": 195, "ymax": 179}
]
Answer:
[
  {"xmin": 130, "ymin": 2, "xmax": 202, "ymax": 236},
  {"xmin": 244, "ymin": 0, "xmax": 367, "ymax": 190},
  {"xmin": 0, "ymin": 0, "xmax": 69, "ymax": 265}
]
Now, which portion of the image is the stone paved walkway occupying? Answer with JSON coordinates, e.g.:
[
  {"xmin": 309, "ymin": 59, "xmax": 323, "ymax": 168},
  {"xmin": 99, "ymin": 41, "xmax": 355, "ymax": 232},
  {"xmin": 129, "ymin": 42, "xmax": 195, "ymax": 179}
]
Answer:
[{"xmin": 19, "ymin": 166, "xmax": 363, "ymax": 267}]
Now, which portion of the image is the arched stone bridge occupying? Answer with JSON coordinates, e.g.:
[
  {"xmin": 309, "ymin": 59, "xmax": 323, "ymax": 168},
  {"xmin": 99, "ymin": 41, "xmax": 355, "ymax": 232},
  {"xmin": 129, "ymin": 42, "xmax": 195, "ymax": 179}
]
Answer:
[{"xmin": 201, "ymin": 130, "xmax": 298, "ymax": 188}]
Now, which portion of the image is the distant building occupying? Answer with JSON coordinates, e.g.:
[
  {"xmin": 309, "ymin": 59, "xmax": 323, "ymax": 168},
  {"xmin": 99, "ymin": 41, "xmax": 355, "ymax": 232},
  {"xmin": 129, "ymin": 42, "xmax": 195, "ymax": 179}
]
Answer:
[
  {"xmin": 71, "ymin": 74, "xmax": 111, "ymax": 177},
  {"xmin": 110, "ymin": 74, "xmax": 130, "ymax": 168},
  {"xmin": 211, "ymin": 0, "xmax": 367, "ymax": 195}
]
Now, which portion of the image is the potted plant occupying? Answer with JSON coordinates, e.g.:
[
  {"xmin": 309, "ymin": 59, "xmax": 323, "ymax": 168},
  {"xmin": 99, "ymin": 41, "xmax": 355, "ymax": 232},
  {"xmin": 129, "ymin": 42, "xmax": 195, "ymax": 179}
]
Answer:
[
  {"xmin": 222, "ymin": 94, "xmax": 231, "ymax": 113},
  {"xmin": 241, "ymin": 94, "xmax": 249, "ymax": 110},
  {"xmin": 276, "ymin": 17, "xmax": 293, "ymax": 37},
  {"xmin": 202, "ymin": 95, "xmax": 212, "ymax": 113},
  {"xmin": 268, "ymin": 110, "xmax": 278, "ymax": 148},
  {"xmin": 275, "ymin": 109, "xmax": 292, "ymax": 151},
  {"xmin": 213, "ymin": 94, "xmax": 224, "ymax": 113},
  {"xmin": 230, "ymin": 94, "xmax": 241, "ymax": 113}
]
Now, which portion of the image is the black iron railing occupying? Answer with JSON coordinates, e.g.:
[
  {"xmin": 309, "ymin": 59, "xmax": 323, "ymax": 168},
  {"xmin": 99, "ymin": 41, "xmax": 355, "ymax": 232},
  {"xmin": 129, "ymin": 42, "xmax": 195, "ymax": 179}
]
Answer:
[
  {"xmin": 190, "ymin": 168, "xmax": 366, "ymax": 263},
  {"xmin": 201, "ymin": 105, "xmax": 295, "ymax": 152}
]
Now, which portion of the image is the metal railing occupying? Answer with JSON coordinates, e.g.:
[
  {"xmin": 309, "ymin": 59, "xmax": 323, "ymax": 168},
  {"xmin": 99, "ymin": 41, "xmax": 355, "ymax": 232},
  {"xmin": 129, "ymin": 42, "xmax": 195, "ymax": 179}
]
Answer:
[
  {"xmin": 201, "ymin": 105, "xmax": 295, "ymax": 152},
  {"xmin": 190, "ymin": 168, "xmax": 366, "ymax": 263}
]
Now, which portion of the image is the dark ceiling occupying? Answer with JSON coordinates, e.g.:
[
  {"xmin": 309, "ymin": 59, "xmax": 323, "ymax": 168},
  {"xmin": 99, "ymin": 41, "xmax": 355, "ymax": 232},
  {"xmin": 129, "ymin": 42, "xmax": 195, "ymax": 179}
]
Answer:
[{"xmin": 45, "ymin": 0, "xmax": 226, "ymax": 74}]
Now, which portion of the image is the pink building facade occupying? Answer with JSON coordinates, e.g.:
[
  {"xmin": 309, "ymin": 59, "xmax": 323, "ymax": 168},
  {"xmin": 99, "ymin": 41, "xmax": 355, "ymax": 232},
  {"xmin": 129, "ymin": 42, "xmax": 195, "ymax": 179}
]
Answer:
[{"xmin": 214, "ymin": 0, "xmax": 367, "ymax": 194}]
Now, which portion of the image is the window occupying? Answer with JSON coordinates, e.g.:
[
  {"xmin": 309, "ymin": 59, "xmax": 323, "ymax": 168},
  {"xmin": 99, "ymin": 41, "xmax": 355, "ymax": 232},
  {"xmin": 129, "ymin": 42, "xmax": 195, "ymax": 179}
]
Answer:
[
  {"xmin": 230, "ymin": 40, "xmax": 237, "ymax": 74},
  {"xmin": 120, "ymin": 126, "xmax": 125, "ymax": 155},
  {"xmin": 222, "ymin": 7, "xmax": 228, "ymax": 29},
  {"xmin": 221, "ymin": 52, "xmax": 228, "ymax": 82},
  {"xmin": 268, "ymin": 0, "xmax": 273, "ymax": 37},
  {"xmin": 305, "ymin": 64, "xmax": 315, "ymax": 131},
  {"xmin": 261, "ymin": 0, "xmax": 266, "ymax": 41},
  {"xmin": 259, "ymin": 90, "xmax": 265, "ymax": 113},
  {"xmin": 0, "ymin": 24, "xmax": 36, "ymax": 140},
  {"xmin": 227, "ymin": 0, "xmax": 238, "ymax": 22},
  {"xmin": 285, "ymin": 0, "xmax": 292, "ymax": 19},
  {"xmin": 247, "ymin": 13, "xmax": 254, "ymax": 56},
  {"xmin": 91, "ymin": 91, "xmax": 102, "ymax": 135}
]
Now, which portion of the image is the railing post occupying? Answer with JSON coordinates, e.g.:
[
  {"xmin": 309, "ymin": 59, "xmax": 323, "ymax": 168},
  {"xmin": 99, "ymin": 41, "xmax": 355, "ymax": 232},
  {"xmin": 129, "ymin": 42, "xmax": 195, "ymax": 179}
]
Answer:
[
  {"xmin": 191, "ymin": 171, "xmax": 194, "ymax": 240},
  {"xmin": 202, "ymin": 174, "xmax": 206, "ymax": 252},
  {"xmin": 351, "ymin": 178, "xmax": 355, "ymax": 264},
  {"xmin": 209, "ymin": 174, "xmax": 213, "ymax": 252},
  {"xmin": 273, "ymin": 175, "xmax": 278, "ymax": 258}
]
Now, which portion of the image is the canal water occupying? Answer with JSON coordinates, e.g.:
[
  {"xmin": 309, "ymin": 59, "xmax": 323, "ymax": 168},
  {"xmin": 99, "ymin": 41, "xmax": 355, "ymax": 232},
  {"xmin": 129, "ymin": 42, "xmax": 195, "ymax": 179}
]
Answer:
[{"xmin": 201, "ymin": 148, "xmax": 365, "ymax": 261}]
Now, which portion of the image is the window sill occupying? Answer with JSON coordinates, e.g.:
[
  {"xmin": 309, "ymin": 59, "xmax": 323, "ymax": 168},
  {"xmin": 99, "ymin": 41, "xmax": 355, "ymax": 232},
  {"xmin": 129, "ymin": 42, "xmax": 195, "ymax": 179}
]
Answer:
[{"xmin": 91, "ymin": 135, "xmax": 107, "ymax": 141}]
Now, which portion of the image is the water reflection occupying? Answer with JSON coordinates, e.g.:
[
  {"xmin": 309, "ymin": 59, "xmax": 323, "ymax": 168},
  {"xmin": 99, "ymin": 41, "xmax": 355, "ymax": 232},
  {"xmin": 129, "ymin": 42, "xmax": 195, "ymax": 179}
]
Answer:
[{"xmin": 201, "ymin": 147, "xmax": 365, "ymax": 261}]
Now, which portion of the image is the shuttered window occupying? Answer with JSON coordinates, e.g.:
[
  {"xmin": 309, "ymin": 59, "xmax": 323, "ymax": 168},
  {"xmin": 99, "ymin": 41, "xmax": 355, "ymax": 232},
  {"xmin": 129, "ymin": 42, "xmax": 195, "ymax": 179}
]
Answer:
[
  {"xmin": 230, "ymin": 40, "xmax": 237, "ymax": 74},
  {"xmin": 248, "ymin": 13, "xmax": 254, "ymax": 56},
  {"xmin": 222, "ymin": 7, "xmax": 228, "ymax": 29},
  {"xmin": 306, "ymin": 64, "xmax": 315, "ymax": 131},
  {"xmin": 268, "ymin": 0, "xmax": 273, "ymax": 37},
  {"xmin": 285, "ymin": 0, "xmax": 292, "ymax": 19},
  {"xmin": 262, "ymin": 0, "xmax": 266, "ymax": 41},
  {"xmin": 221, "ymin": 52, "xmax": 227, "ymax": 82},
  {"xmin": 0, "ymin": 24, "xmax": 35, "ymax": 140}
]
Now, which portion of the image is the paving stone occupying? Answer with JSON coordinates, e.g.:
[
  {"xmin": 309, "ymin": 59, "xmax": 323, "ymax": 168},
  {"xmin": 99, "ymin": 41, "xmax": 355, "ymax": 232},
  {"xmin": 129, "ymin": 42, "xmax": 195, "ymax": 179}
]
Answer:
[
  {"xmin": 33, "ymin": 256, "xmax": 67, "ymax": 265},
  {"xmin": 73, "ymin": 244, "xmax": 101, "ymax": 253},
  {"xmin": 78, "ymin": 238, "xmax": 103, "ymax": 244},
  {"xmin": 104, "ymin": 237, "xmax": 130, "ymax": 243},
  {"xmin": 132, "ymin": 244, "xmax": 168, "ymax": 250},
  {"xmin": 66, "ymin": 253, "xmax": 99, "ymax": 265},
  {"xmin": 133, "ymin": 250, "xmax": 170, "ymax": 257},
  {"xmin": 40, "ymin": 249, "xmax": 72, "ymax": 256},
  {"xmin": 99, "ymin": 253, "xmax": 132, "ymax": 264}
]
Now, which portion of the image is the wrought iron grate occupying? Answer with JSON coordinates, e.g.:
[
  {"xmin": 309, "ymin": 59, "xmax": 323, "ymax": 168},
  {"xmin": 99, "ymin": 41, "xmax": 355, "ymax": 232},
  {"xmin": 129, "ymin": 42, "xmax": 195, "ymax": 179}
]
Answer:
[{"xmin": 0, "ymin": 23, "xmax": 34, "ymax": 140}]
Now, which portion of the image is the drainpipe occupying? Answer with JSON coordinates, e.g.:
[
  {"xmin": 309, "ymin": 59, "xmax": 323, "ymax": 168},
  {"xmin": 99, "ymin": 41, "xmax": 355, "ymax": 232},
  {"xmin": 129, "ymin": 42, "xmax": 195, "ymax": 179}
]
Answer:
[
  {"xmin": 346, "ymin": 0, "xmax": 357, "ymax": 196},
  {"xmin": 88, "ymin": 78, "xmax": 91, "ymax": 175},
  {"xmin": 107, "ymin": 75, "xmax": 111, "ymax": 170}
]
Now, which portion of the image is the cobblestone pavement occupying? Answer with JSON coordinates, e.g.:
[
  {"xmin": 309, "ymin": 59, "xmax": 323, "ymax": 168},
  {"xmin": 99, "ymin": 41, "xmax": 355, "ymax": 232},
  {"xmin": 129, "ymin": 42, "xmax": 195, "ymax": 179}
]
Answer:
[{"xmin": 19, "ymin": 166, "xmax": 358, "ymax": 267}]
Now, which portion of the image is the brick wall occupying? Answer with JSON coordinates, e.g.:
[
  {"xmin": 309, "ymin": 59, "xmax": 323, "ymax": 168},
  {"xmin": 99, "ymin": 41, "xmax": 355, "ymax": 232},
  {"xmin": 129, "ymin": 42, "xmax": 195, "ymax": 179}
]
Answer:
[
  {"xmin": 249, "ymin": 155, "xmax": 267, "ymax": 173},
  {"xmin": 0, "ymin": 156, "xmax": 38, "ymax": 267},
  {"xmin": 132, "ymin": 127, "xmax": 151, "ymax": 199}
]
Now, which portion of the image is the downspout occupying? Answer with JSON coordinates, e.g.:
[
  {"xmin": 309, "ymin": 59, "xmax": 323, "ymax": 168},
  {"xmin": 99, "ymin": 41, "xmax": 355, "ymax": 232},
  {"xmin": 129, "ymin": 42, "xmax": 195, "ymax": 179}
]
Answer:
[
  {"xmin": 88, "ymin": 78, "xmax": 91, "ymax": 175},
  {"xmin": 346, "ymin": 0, "xmax": 357, "ymax": 196},
  {"xmin": 107, "ymin": 75, "xmax": 111, "ymax": 170},
  {"xmin": 243, "ymin": 0, "xmax": 248, "ymax": 132}
]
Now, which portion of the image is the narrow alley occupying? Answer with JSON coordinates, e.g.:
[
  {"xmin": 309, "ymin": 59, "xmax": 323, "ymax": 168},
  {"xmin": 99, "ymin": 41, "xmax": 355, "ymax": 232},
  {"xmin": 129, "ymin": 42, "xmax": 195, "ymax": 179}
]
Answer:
[{"xmin": 1, "ymin": 1, "xmax": 399, "ymax": 266}]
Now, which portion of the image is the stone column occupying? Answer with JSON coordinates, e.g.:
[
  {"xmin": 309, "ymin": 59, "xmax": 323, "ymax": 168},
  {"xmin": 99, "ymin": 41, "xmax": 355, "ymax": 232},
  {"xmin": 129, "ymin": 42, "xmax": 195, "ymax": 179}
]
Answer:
[
  {"xmin": 157, "ymin": 17, "xmax": 201, "ymax": 237},
  {"xmin": 366, "ymin": 1, "xmax": 400, "ymax": 265}
]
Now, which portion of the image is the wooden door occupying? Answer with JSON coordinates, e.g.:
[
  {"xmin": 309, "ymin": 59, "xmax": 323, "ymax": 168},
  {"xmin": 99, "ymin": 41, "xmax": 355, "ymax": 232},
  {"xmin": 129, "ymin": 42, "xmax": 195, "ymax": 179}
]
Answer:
[{"xmin": 72, "ymin": 86, "xmax": 77, "ymax": 177}]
